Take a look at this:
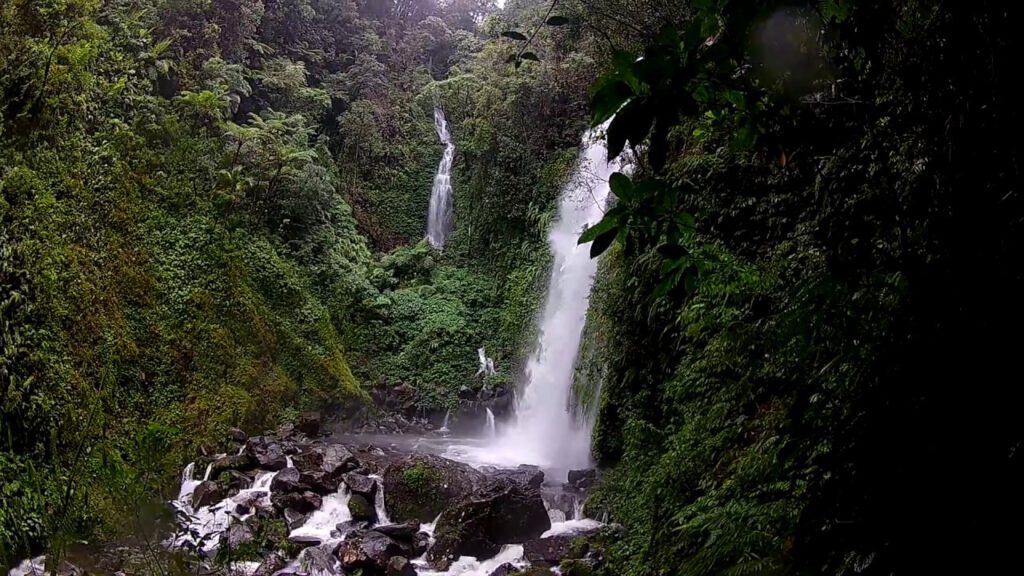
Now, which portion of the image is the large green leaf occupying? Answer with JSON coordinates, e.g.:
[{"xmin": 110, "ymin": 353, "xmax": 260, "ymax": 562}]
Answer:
[
  {"xmin": 607, "ymin": 98, "xmax": 654, "ymax": 160},
  {"xmin": 501, "ymin": 31, "xmax": 527, "ymax": 41},
  {"xmin": 590, "ymin": 228, "xmax": 618, "ymax": 258},
  {"xmin": 608, "ymin": 172, "xmax": 635, "ymax": 202},
  {"xmin": 591, "ymin": 79, "xmax": 635, "ymax": 126},
  {"xmin": 579, "ymin": 214, "xmax": 620, "ymax": 244},
  {"xmin": 545, "ymin": 16, "xmax": 571, "ymax": 26}
]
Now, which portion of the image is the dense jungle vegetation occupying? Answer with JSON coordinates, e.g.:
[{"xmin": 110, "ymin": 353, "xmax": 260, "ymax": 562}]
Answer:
[{"xmin": 3, "ymin": 0, "xmax": 1023, "ymax": 574}]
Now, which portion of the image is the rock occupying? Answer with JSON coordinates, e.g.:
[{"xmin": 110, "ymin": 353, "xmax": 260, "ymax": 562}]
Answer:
[
  {"xmin": 487, "ymin": 564, "xmax": 518, "ymax": 576},
  {"xmin": 428, "ymin": 481, "xmax": 551, "ymax": 570},
  {"xmin": 373, "ymin": 521, "xmax": 420, "ymax": 542},
  {"xmin": 382, "ymin": 454, "xmax": 486, "ymax": 523},
  {"xmin": 336, "ymin": 530, "xmax": 410, "ymax": 576},
  {"xmin": 257, "ymin": 445, "xmax": 288, "ymax": 471},
  {"xmin": 414, "ymin": 531, "xmax": 430, "ymax": 556},
  {"xmin": 284, "ymin": 508, "xmax": 306, "ymax": 530},
  {"xmin": 270, "ymin": 467, "xmax": 307, "ymax": 494},
  {"xmin": 221, "ymin": 469, "xmax": 253, "ymax": 491},
  {"xmin": 227, "ymin": 427, "xmax": 248, "ymax": 443},
  {"xmin": 298, "ymin": 546, "xmax": 337, "ymax": 575},
  {"xmin": 209, "ymin": 454, "xmax": 257, "ymax": 478},
  {"xmin": 293, "ymin": 444, "xmax": 358, "ymax": 489},
  {"xmin": 344, "ymin": 472, "xmax": 379, "ymax": 500},
  {"xmin": 287, "ymin": 534, "xmax": 323, "ymax": 549},
  {"xmin": 386, "ymin": 556, "xmax": 416, "ymax": 576},
  {"xmin": 479, "ymin": 387, "xmax": 493, "ymax": 401},
  {"xmin": 297, "ymin": 411, "xmax": 322, "ymax": 436},
  {"xmin": 337, "ymin": 519, "xmax": 372, "ymax": 533},
  {"xmin": 277, "ymin": 422, "xmax": 296, "ymax": 438},
  {"xmin": 222, "ymin": 522, "xmax": 253, "ymax": 550},
  {"xmin": 559, "ymin": 558, "xmax": 597, "ymax": 576},
  {"xmin": 567, "ymin": 469, "xmax": 596, "ymax": 485},
  {"xmin": 458, "ymin": 386, "xmax": 476, "ymax": 400},
  {"xmin": 523, "ymin": 528, "xmax": 601, "ymax": 567},
  {"xmin": 486, "ymin": 465, "xmax": 544, "ymax": 489},
  {"xmin": 253, "ymin": 552, "xmax": 286, "ymax": 576},
  {"xmin": 271, "ymin": 491, "xmax": 322, "ymax": 514},
  {"xmin": 349, "ymin": 494, "xmax": 377, "ymax": 522},
  {"xmin": 191, "ymin": 481, "xmax": 224, "ymax": 508}
]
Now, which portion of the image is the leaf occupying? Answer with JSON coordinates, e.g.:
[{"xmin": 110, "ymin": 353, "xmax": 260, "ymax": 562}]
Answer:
[
  {"xmin": 546, "ymin": 16, "xmax": 571, "ymax": 26},
  {"xmin": 579, "ymin": 214, "xmax": 620, "ymax": 244},
  {"xmin": 608, "ymin": 172, "xmax": 635, "ymax": 201},
  {"xmin": 607, "ymin": 98, "xmax": 654, "ymax": 159},
  {"xmin": 501, "ymin": 31, "xmax": 528, "ymax": 41},
  {"xmin": 590, "ymin": 228, "xmax": 618, "ymax": 258},
  {"xmin": 591, "ymin": 79, "xmax": 635, "ymax": 126},
  {"xmin": 520, "ymin": 51, "xmax": 540, "ymax": 62},
  {"xmin": 506, "ymin": 54, "xmax": 518, "ymax": 63},
  {"xmin": 657, "ymin": 243, "xmax": 689, "ymax": 260},
  {"xmin": 733, "ymin": 122, "xmax": 757, "ymax": 149}
]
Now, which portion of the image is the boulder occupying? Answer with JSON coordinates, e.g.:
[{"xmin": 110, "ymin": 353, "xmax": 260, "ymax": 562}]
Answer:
[
  {"xmin": 487, "ymin": 564, "xmax": 519, "ymax": 576},
  {"xmin": 270, "ymin": 467, "xmax": 307, "ymax": 494},
  {"xmin": 428, "ymin": 481, "xmax": 551, "ymax": 570},
  {"xmin": 485, "ymin": 465, "xmax": 544, "ymax": 490},
  {"xmin": 227, "ymin": 428, "xmax": 248, "ymax": 443},
  {"xmin": 559, "ymin": 558, "xmax": 598, "ymax": 576},
  {"xmin": 271, "ymin": 491, "xmax": 322, "ymax": 514},
  {"xmin": 253, "ymin": 552, "xmax": 286, "ymax": 576},
  {"xmin": 343, "ymin": 472, "xmax": 379, "ymax": 500},
  {"xmin": 297, "ymin": 546, "xmax": 337, "ymax": 575},
  {"xmin": 336, "ymin": 530, "xmax": 411, "ymax": 576},
  {"xmin": 386, "ymin": 556, "xmax": 416, "ymax": 576},
  {"xmin": 413, "ymin": 532, "xmax": 431, "ymax": 556},
  {"xmin": 349, "ymin": 494, "xmax": 377, "ymax": 522},
  {"xmin": 221, "ymin": 469, "xmax": 253, "ymax": 492},
  {"xmin": 566, "ymin": 469, "xmax": 596, "ymax": 489},
  {"xmin": 222, "ymin": 522, "xmax": 254, "ymax": 550},
  {"xmin": 297, "ymin": 411, "xmax": 322, "ymax": 436},
  {"xmin": 287, "ymin": 534, "xmax": 323, "ymax": 549},
  {"xmin": 284, "ymin": 508, "xmax": 306, "ymax": 530},
  {"xmin": 373, "ymin": 521, "xmax": 420, "ymax": 542},
  {"xmin": 209, "ymin": 454, "xmax": 257, "ymax": 478},
  {"xmin": 523, "ymin": 528, "xmax": 600, "ymax": 567},
  {"xmin": 382, "ymin": 454, "xmax": 486, "ymax": 523},
  {"xmin": 191, "ymin": 481, "xmax": 224, "ymax": 508},
  {"xmin": 292, "ymin": 444, "xmax": 358, "ymax": 490}
]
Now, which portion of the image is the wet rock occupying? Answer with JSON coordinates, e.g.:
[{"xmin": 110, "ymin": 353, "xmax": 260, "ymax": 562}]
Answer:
[
  {"xmin": 414, "ymin": 531, "xmax": 430, "ymax": 556},
  {"xmin": 559, "ymin": 558, "xmax": 597, "ymax": 576},
  {"xmin": 277, "ymin": 422, "xmax": 296, "ymax": 438},
  {"xmin": 297, "ymin": 411, "xmax": 322, "ymax": 436},
  {"xmin": 523, "ymin": 528, "xmax": 600, "ymax": 567},
  {"xmin": 373, "ymin": 521, "xmax": 420, "ymax": 541},
  {"xmin": 284, "ymin": 508, "xmax": 307, "ymax": 530},
  {"xmin": 487, "ymin": 564, "xmax": 518, "ymax": 576},
  {"xmin": 298, "ymin": 545, "xmax": 338, "ymax": 575},
  {"xmin": 293, "ymin": 444, "xmax": 357, "ymax": 485},
  {"xmin": 222, "ymin": 522, "xmax": 254, "ymax": 550},
  {"xmin": 344, "ymin": 472, "xmax": 379, "ymax": 500},
  {"xmin": 221, "ymin": 469, "xmax": 253, "ymax": 492},
  {"xmin": 349, "ymin": 494, "xmax": 377, "ymax": 522},
  {"xmin": 428, "ymin": 481, "xmax": 551, "ymax": 570},
  {"xmin": 287, "ymin": 534, "xmax": 323, "ymax": 549},
  {"xmin": 458, "ymin": 385, "xmax": 476, "ymax": 400},
  {"xmin": 256, "ymin": 444, "xmax": 288, "ymax": 471},
  {"xmin": 227, "ymin": 427, "xmax": 248, "ymax": 443},
  {"xmin": 336, "ymin": 530, "xmax": 410, "ymax": 576},
  {"xmin": 382, "ymin": 454, "xmax": 486, "ymax": 523},
  {"xmin": 209, "ymin": 453, "xmax": 257, "ymax": 478},
  {"xmin": 271, "ymin": 490, "xmax": 322, "ymax": 514},
  {"xmin": 253, "ymin": 552, "xmax": 286, "ymax": 576},
  {"xmin": 485, "ymin": 465, "xmax": 544, "ymax": 489},
  {"xmin": 386, "ymin": 556, "xmax": 416, "ymax": 576},
  {"xmin": 337, "ymin": 519, "xmax": 373, "ymax": 533},
  {"xmin": 567, "ymin": 469, "xmax": 596, "ymax": 488},
  {"xmin": 191, "ymin": 480, "xmax": 224, "ymax": 508},
  {"xmin": 270, "ymin": 467, "xmax": 307, "ymax": 494}
]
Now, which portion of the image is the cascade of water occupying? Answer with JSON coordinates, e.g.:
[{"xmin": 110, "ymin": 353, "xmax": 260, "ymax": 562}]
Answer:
[
  {"xmin": 484, "ymin": 408, "xmax": 497, "ymax": 438},
  {"xmin": 484, "ymin": 125, "xmax": 619, "ymax": 474},
  {"xmin": 426, "ymin": 107, "xmax": 455, "ymax": 249},
  {"xmin": 439, "ymin": 410, "xmax": 451, "ymax": 434}
]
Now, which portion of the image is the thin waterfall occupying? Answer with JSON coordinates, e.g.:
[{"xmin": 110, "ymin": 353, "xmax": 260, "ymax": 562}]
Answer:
[
  {"xmin": 484, "ymin": 408, "xmax": 496, "ymax": 438},
  {"xmin": 426, "ymin": 107, "xmax": 455, "ymax": 249}
]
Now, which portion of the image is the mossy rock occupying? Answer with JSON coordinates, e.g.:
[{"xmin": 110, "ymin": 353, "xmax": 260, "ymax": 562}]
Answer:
[
  {"xmin": 348, "ymin": 493, "xmax": 377, "ymax": 522},
  {"xmin": 559, "ymin": 559, "xmax": 596, "ymax": 576},
  {"xmin": 382, "ymin": 454, "xmax": 486, "ymax": 522}
]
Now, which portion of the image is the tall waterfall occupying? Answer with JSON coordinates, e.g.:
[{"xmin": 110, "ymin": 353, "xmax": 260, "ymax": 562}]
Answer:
[
  {"xmin": 491, "ymin": 126, "xmax": 619, "ymax": 474},
  {"xmin": 426, "ymin": 107, "xmax": 455, "ymax": 249}
]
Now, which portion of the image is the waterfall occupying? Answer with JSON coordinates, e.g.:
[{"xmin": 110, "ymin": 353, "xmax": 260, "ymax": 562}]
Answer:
[
  {"xmin": 484, "ymin": 408, "xmax": 496, "ymax": 438},
  {"xmin": 426, "ymin": 107, "xmax": 455, "ymax": 249},
  {"xmin": 491, "ymin": 125, "xmax": 619, "ymax": 474},
  {"xmin": 439, "ymin": 410, "xmax": 451, "ymax": 434}
]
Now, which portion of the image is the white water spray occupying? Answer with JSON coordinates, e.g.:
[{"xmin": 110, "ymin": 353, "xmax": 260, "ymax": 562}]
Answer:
[{"xmin": 427, "ymin": 107, "xmax": 455, "ymax": 249}]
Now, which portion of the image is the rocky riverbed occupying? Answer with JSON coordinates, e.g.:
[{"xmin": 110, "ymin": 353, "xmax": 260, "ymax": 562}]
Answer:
[{"xmin": 10, "ymin": 415, "xmax": 616, "ymax": 576}]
